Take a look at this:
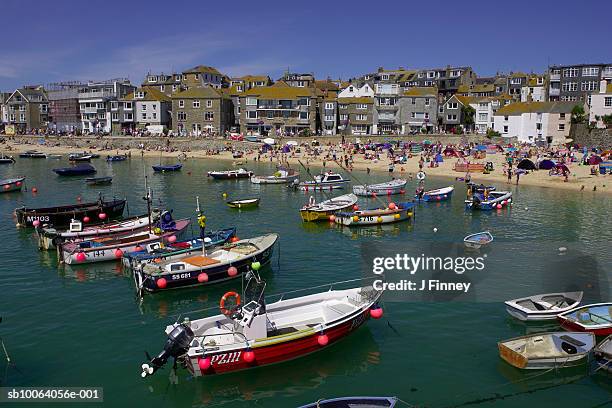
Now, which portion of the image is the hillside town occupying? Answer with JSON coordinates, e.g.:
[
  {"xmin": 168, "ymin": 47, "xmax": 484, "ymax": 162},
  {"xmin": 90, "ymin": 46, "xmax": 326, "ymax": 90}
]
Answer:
[{"xmin": 1, "ymin": 63, "xmax": 611, "ymax": 145}]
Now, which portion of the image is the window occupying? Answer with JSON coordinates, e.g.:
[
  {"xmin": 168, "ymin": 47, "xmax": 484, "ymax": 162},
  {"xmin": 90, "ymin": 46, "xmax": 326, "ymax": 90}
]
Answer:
[
  {"xmin": 558, "ymin": 123, "xmax": 565, "ymax": 131},
  {"xmin": 424, "ymin": 113, "xmax": 429, "ymax": 119},
  {"xmin": 40, "ymin": 104, "xmax": 48, "ymax": 113},
  {"xmin": 324, "ymin": 115, "xmax": 334, "ymax": 121},
  {"xmin": 19, "ymin": 113, "xmax": 25, "ymax": 121},
  {"xmin": 478, "ymin": 113, "xmax": 487, "ymax": 121},
  {"xmin": 418, "ymin": 72, "xmax": 424, "ymax": 78},
  {"xmin": 192, "ymin": 100, "xmax": 200, "ymax": 108},
  {"xmin": 247, "ymin": 111, "xmax": 257, "ymax": 119},
  {"xmin": 604, "ymin": 97, "xmax": 612, "ymax": 107},
  {"xmin": 194, "ymin": 74, "xmax": 199, "ymax": 80},
  {"xmin": 141, "ymin": 113, "xmax": 147, "ymax": 120},
  {"xmin": 411, "ymin": 98, "xmax": 416, "ymax": 105},
  {"xmin": 504, "ymin": 116, "xmax": 509, "ymax": 121},
  {"xmin": 510, "ymin": 78, "xmax": 522, "ymax": 85},
  {"xmin": 204, "ymin": 112, "xmax": 214, "ymax": 121},
  {"xmin": 206, "ymin": 100, "xmax": 213, "ymax": 108},
  {"xmin": 340, "ymin": 114, "xmax": 348, "ymax": 121},
  {"xmin": 112, "ymin": 112, "xmax": 119, "ymax": 120},
  {"xmin": 446, "ymin": 114, "xmax": 457, "ymax": 121},
  {"xmin": 356, "ymin": 114, "xmax": 367, "ymax": 121},
  {"xmin": 124, "ymin": 102, "xmax": 132, "ymax": 110},
  {"xmin": 563, "ymin": 68, "xmax": 578, "ymax": 78},
  {"xmin": 142, "ymin": 104, "xmax": 147, "ymax": 111},
  {"xmin": 152, "ymin": 112, "xmax": 157, "ymax": 119},
  {"xmin": 135, "ymin": 91, "xmax": 145, "ymax": 99},
  {"xmin": 581, "ymin": 81, "xmax": 597, "ymax": 91},
  {"xmin": 246, "ymin": 97, "xmax": 257, "ymax": 106},
  {"xmin": 357, "ymin": 104, "xmax": 368, "ymax": 109},
  {"xmin": 97, "ymin": 113, "xmax": 105, "ymax": 119},
  {"xmin": 427, "ymin": 71, "xmax": 435, "ymax": 78},
  {"xmin": 325, "ymin": 103, "xmax": 334, "ymax": 109},
  {"xmin": 160, "ymin": 85, "xmax": 165, "ymax": 92},
  {"xmin": 237, "ymin": 85, "xmax": 243, "ymax": 92},
  {"xmin": 448, "ymin": 102, "xmax": 458, "ymax": 109},
  {"xmin": 172, "ymin": 85, "xmax": 177, "ymax": 92},
  {"xmin": 177, "ymin": 112, "xmax": 187, "ymax": 121},
  {"xmin": 299, "ymin": 111, "xmax": 309, "ymax": 120},
  {"xmin": 266, "ymin": 111, "xmax": 273, "ymax": 119},
  {"xmin": 381, "ymin": 74, "xmax": 389, "ymax": 80},
  {"xmin": 561, "ymin": 82, "xmax": 578, "ymax": 92},
  {"xmin": 298, "ymin": 98, "xmax": 310, "ymax": 106},
  {"xmin": 339, "ymin": 104, "xmax": 348, "ymax": 109},
  {"xmin": 439, "ymin": 106, "xmax": 444, "ymax": 113},
  {"xmin": 450, "ymin": 70, "xmax": 461, "ymax": 77},
  {"xmin": 424, "ymin": 81, "xmax": 434, "ymax": 86},
  {"xmin": 582, "ymin": 67, "xmax": 599, "ymax": 76},
  {"xmin": 559, "ymin": 113, "xmax": 566, "ymax": 119},
  {"xmin": 410, "ymin": 112, "xmax": 416, "ymax": 118},
  {"xmin": 536, "ymin": 123, "xmax": 542, "ymax": 130},
  {"xmin": 503, "ymin": 125, "xmax": 508, "ymax": 133},
  {"xmin": 425, "ymin": 98, "xmax": 430, "ymax": 106},
  {"xmin": 192, "ymin": 124, "xmax": 201, "ymax": 132},
  {"xmin": 179, "ymin": 100, "xmax": 184, "ymax": 108}
]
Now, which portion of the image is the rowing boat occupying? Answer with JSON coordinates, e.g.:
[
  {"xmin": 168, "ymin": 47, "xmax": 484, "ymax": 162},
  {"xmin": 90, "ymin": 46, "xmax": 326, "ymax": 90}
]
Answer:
[
  {"xmin": 557, "ymin": 302, "xmax": 612, "ymax": 335},
  {"xmin": 85, "ymin": 176, "xmax": 112, "ymax": 185},
  {"xmin": 498, "ymin": 332, "xmax": 595, "ymax": 369},
  {"xmin": 352, "ymin": 179, "xmax": 407, "ymax": 196},
  {"xmin": 416, "ymin": 186, "xmax": 454, "ymax": 202},
  {"xmin": 0, "ymin": 177, "xmax": 25, "ymax": 193},
  {"xmin": 334, "ymin": 202, "xmax": 415, "ymax": 226},
  {"xmin": 504, "ymin": 291, "xmax": 583, "ymax": 321},
  {"xmin": 463, "ymin": 231, "xmax": 494, "ymax": 249},
  {"xmin": 594, "ymin": 335, "xmax": 612, "ymax": 373},
  {"xmin": 106, "ymin": 155, "xmax": 128, "ymax": 162},
  {"xmin": 227, "ymin": 198, "xmax": 260, "ymax": 208},
  {"xmin": 300, "ymin": 193, "xmax": 358, "ymax": 222}
]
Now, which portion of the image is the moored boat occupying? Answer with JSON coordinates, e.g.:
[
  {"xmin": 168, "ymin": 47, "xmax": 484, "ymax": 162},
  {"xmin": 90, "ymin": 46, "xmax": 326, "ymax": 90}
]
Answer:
[
  {"xmin": 19, "ymin": 150, "xmax": 46, "ymax": 158},
  {"xmin": 498, "ymin": 332, "xmax": 595, "ymax": 369},
  {"xmin": 465, "ymin": 189, "xmax": 512, "ymax": 211},
  {"xmin": 85, "ymin": 176, "xmax": 112, "ymax": 185},
  {"xmin": 208, "ymin": 168, "xmax": 253, "ymax": 180},
  {"xmin": 15, "ymin": 198, "xmax": 126, "ymax": 228},
  {"xmin": 504, "ymin": 291, "xmax": 583, "ymax": 321},
  {"xmin": 59, "ymin": 216, "xmax": 191, "ymax": 264},
  {"xmin": 352, "ymin": 179, "xmax": 407, "ymax": 196},
  {"xmin": 53, "ymin": 163, "xmax": 97, "ymax": 176},
  {"xmin": 557, "ymin": 302, "xmax": 612, "ymax": 336},
  {"xmin": 0, "ymin": 155, "xmax": 15, "ymax": 164},
  {"xmin": 416, "ymin": 185, "xmax": 454, "ymax": 202},
  {"xmin": 139, "ymin": 274, "xmax": 383, "ymax": 378},
  {"xmin": 299, "ymin": 397, "xmax": 398, "ymax": 408},
  {"xmin": 106, "ymin": 154, "xmax": 128, "ymax": 162},
  {"xmin": 298, "ymin": 172, "xmax": 349, "ymax": 191},
  {"xmin": 463, "ymin": 231, "xmax": 494, "ymax": 249},
  {"xmin": 0, "ymin": 177, "xmax": 25, "ymax": 193},
  {"xmin": 152, "ymin": 164, "xmax": 182, "ymax": 172},
  {"xmin": 133, "ymin": 233, "xmax": 278, "ymax": 292},
  {"xmin": 227, "ymin": 198, "xmax": 260, "ymax": 208},
  {"xmin": 335, "ymin": 202, "xmax": 415, "ymax": 226},
  {"xmin": 594, "ymin": 335, "xmax": 612, "ymax": 373},
  {"xmin": 37, "ymin": 211, "xmax": 160, "ymax": 250},
  {"xmin": 300, "ymin": 193, "xmax": 358, "ymax": 222},
  {"xmin": 250, "ymin": 168, "xmax": 299, "ymax": 184},
  {"xmin": 69, "ymin": 153, "xmax": 93, "ymax": 162}
]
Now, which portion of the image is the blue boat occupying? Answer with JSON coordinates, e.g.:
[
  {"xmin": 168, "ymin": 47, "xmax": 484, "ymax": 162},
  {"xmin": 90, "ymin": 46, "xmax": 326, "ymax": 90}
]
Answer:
[
  {"xmin": 465, "ymin": 190, "xmax": 512, "ymax": 211},
  {"xmin": 121, "ymin": 227, "xmax": 236, "ymax": 270},
  {"xmin": 107, "ymin": 155, "xmax": 128, "ymax": 162},
  {"xmin": 153, "ymin": 164, "xmax": 182, "ymax": 172},
  {"xmin": 416, "ymin": 185, "xmax": 454, "ymax": 202},
  {"xmin": 53, "ymin": 163, "xmax": 97, "ymax": 176}
]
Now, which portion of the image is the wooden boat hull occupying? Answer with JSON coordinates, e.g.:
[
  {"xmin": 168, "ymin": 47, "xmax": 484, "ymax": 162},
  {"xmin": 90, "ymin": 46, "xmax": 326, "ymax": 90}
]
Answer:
[
  {"xmin": 153, "ymin": 164, "xmax": 182, "ymax": 172},
  {"xmin": 463, "ymin": 231, "xmax": 493, "ymax": 249},
  {"xmin": 208, "ymin": 171, "xmax": 253, "ymax": 179},
  {"xmin": 227, "ymin": 198, "xmax": 260, "ymax": 208},
  {"xmin": 0, "ymin": 177, "xmax": 25, "ymax": 193},
  {"xmin": 134, "ymin": 234, "xmax": 277, "ymax": 292},
  {"xmin": 298, "ymin": 181, "xmax": 347, "ymax": 191},
  {"xmin": 504, "ymin": 291, "xmax": 582, "ymax": 321},
  {"xmin": 15, "ymin": 199, "xmax": 126, "ymax": 228},
  {"xmin": 85, "ymin": 177, "xmax": 112, "ymax": 185},
  {"xmin": 594, "ymin": 336, "xmax": 612, "ymax": 373},
  {"xmin": 60, "ymin": 219, "xmax": 190, "ymax": 264},
  {"xmin": 353, "ymin": 180, "xmax": 407, "ymax": 196},
  {"xmin": 336, "ymin": 205, "xmax": 414, "ymax": 226},
  {"xmin": 557, "ymin": 303, "xmax": 612, "ymax": 336}
]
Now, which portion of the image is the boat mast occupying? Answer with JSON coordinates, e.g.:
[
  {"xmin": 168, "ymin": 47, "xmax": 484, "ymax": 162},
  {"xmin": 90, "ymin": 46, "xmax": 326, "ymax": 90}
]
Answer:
[{"xmin": 143, "ymin": 164, "xmax": 152, "ymax": 233}]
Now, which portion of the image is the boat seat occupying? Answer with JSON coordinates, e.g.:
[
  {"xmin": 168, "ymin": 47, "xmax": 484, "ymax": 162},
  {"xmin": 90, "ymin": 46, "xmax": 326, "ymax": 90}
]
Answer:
[
  {"xmin": 560, "ymin": 335, "xmax": 586, "ymax": 347},
  {"xmin": 182, "ymin": 255, "xmax": 221, "ymax": 267}
]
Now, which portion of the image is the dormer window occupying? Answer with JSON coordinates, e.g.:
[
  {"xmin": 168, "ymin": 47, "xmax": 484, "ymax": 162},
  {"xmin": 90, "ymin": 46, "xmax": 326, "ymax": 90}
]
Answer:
[{"xmin": 135, "ymin": 92, "xmax": 145, "ymax": 99}]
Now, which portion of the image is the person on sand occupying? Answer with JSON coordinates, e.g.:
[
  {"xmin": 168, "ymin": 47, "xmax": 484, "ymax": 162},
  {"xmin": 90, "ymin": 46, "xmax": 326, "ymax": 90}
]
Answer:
[{"xmin": 516, "ymin": 171, "xmax": 520, "ymax": 185}]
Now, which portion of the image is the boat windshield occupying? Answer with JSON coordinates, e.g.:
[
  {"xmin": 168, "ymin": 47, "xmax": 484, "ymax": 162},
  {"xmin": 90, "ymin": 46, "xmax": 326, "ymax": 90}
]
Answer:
[{"xmin": 243, "ymin": 272, "xmax": 266, "ymax": 311}]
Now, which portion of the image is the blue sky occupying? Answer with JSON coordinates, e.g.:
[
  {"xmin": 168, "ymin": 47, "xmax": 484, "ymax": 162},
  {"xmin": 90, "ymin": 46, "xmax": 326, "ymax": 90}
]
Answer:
[{"xmin": 1, "ymin": 0, "xmax": 610, "ymax": 90}]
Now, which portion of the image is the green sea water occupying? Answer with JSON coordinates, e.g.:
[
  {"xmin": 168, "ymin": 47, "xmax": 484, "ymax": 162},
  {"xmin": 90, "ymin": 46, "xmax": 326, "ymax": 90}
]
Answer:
[{"xmin": 0, "ymin": 156, "xmax": 610, "ymax": 407}]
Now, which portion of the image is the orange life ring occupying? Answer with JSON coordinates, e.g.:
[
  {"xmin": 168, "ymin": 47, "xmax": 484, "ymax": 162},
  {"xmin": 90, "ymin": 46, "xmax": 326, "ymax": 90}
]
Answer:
[{"xmin": 220, "ymin": 291, "xmax": 241, "ymax": 316}]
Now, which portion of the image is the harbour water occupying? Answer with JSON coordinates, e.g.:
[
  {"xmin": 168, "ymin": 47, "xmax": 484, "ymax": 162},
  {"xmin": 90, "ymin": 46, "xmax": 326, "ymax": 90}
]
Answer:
[{"xmin": 1, "ymin": 157, "xmax": 611, "ymax": 407}]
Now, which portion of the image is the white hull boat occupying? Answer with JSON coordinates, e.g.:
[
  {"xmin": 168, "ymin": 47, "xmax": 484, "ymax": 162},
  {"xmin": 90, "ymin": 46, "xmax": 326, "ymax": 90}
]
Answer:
[
  {"xmin": 505, "ymin": 291, "xmax": 583, "ymax": 321},
  {"xmin": 353, "ymin": 179, "xmax": 407, "ymax": 196}
]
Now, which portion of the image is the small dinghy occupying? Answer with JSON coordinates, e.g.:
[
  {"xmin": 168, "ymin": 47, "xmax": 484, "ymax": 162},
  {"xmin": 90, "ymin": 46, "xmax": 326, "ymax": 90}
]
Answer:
[
  {"xmin": 152, "ymin": 164, "xmax": 182, "ymax": 172},
  {"xmin": 250, "ymin": 168, "xmax": 299, "ymax": 184},
  {"xmin": 299, "ymin": 397, "xmax": 398, "ymax": 408},
  {"xmin": 594, "ymin": 335, "xmax": 612, "ymax": 373},
  {"xmin": 227, "ymin": 198, "xmax": 260, "ymax": 208},
  {"xmin": 335, "ymin": 202, "xmax": 415, "ymax": 226},
  {"xmin": 498, "ymin": 332, "xmax": 595, "ymax": 369},
  {"xmin": 557, "ymin": 302, "xmax": 612, "ymax": 336},
  {"xmin": 299, "ymin": 172, "xmax": 349, "ymax": 191},
  {"xmin": 0, "ymin": 177, "xmax": 25, "ymax": 193},
  {"xmin": 139, "ymin": 273, "xmax": 382, "ymax": 378},
  {"xmin": 69, "ymin": 153, "xmax": 93, "ymax": 162},
  {"xmin": 300, "ymin": 193, "xmax": 358, "ymax": 222},
  {"xmin": 353, "ymin": 179, "xmax": 407, "ymax": 196},
  {"xmin": 0, "ymin": 155, "xmax": 15, "ymax": 164},
  {"xmin": 53, "ymin": 163, "xmax": 97, "ymax": 176},
  {"xmin": 463, "ymin": 231, "xmax": 494, "ymax": 249},
  {"xmin": 106, "ymin": 155, "xmax": 127, "ymax": 162},
  {"xmin": 208, "ymin": 168, "xmax": 253, "ymax": 180},
  {"xmin": 134, "ymin": 233, "xmax": 278, "ymax": 292},
  {"xmin": 19, "ymin": 150, "xmax": 46, "ymax": 158},
  {"xmin": 465, "ymin": 189, "xmax": 512, "ymax": 211},
  {"xmin": 85, "ymin": 176, "xmax": 112, "ymax": 185},
  {"xmin": 416, "ymin": 185, "xmax": 454, "ymax": 202},
  {"xmin": 505, "ymin": 291, "xmax": 583, "ymax": 321}
]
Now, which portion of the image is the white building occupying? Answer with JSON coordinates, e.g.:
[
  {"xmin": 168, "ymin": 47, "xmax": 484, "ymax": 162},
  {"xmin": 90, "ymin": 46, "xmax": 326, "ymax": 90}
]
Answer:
[
  {"xmin": 520, "ymin": 75, "xmax": 547, "ymax": 102},
  {"xmin": 589, "ymin": 80, "xmax": 612, "ymax": 128},
  {"xmin": 337, "ymin": 83, "xmax": 374, "ymax": 98},
  {"xmin": 78, "ymin": 79, "xmax": 135, "ymax": 133},
  {"xmin": 469, "ymin": 96, "xmax": 512, "ymax": 134},
  {"xmin": 493, "ymin": 101, "xmax": 576, "ymax": 145}
]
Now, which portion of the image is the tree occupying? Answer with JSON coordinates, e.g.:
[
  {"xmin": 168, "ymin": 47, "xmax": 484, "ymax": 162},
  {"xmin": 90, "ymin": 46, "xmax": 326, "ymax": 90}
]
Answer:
[
  {"xmin": 461, "ymin": 105, "xmax": 476, "ymax": 132},
  {"xmin": 571, "ymin": 105, "xmax": 586, "ymax": 124},
  {"xmin": 486, "ymin": 128, "xmax": 501, "ymax": 138}
]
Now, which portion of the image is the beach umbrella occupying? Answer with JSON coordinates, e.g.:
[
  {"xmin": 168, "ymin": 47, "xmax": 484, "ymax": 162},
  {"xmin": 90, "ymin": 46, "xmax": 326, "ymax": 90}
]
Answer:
[
  {"xmin": 517, "ymin": 158, "xmax": 536, "ymax": 170},
  {"xmin": 507, "ymin": 147, "xmax": 518, "ymax": 152},
  {"xmin": 435, "ymin": 153, "xmax": 444, "ymax": 163},
  {"xmin": 538, "ymin": 159, "xmax": 555, "ymax": 170},
  {"xmin": 555, "ymin": 163, "xmax": 569, "ymax": 173},
  {"xmin": 423, "ymin": 140, "xmax": 432, "ymax": 145},
  {"xmin": 588, "ymin": 155, "xmax": 603, "ymax": 165},
  {"xmin": 476, "ymin": 145, "xmax": 487, "ymax": 151},
  {"xmin": 286, "ymin": 140, "xmax": 298, "ymax": 146},
  {"xmin": 263, "ymin": 138, "xmax": 275, "ymax": 145}
]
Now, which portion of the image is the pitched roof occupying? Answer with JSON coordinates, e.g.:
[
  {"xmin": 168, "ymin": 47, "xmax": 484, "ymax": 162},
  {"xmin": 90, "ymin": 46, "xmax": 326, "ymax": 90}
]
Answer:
[
  {"xmin": 183, "ymin": 65, "xmax": 222, "ymax": 75},
  {"xmin": 337, "ymin": 97, "xmax": 374, "ymax": 104},
  {"xmin": 237, "ymin": 75, "xmax": 270, "ymax": 82},
  {"xmin": 608, "ymin": 83, "xmax": 612, "ymax": 93},
  {"xmin": 457, "ymin": 84, "xmax": 495, "ymax": 94},
  {"xmin": 172, "ymin": 86, "xmax": 223, "ymax": 99},
  {"xmin": 124, "ymin": 87, "xmax": 171, "ymax": 102},
  {"xmin": 403, "ymin": 87, "xmax": 437, "ymax": 97},
  {"xmin": 454, "ymin": 95, "xmax": 473, "ymax": 106},
  {"xmin": 243, "ymin": 85, "xmax": 314, "ymax": 99},
  {"xmin": 495, "ymin": 101, "xmax": 579, "ymax": 116},
  {"xmin": 314, "ymin": 80, "xmax": 340, "ymax": 92}
]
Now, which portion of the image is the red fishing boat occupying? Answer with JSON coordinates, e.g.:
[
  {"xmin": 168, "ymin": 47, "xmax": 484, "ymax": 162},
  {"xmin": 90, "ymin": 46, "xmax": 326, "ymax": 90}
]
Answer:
[{"xmin": 140, "ymin": 275, "xmax": 384, "ymax": 378}]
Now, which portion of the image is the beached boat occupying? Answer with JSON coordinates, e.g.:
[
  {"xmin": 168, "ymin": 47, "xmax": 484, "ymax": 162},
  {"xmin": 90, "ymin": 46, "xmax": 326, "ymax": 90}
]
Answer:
[
  {"xmin": 463, "ymin": 231, "xmax": 494, "ymax": 249},
  {"xmin": 335, "ymin": 202, "xmax": 415, "ymax": 226},
  {"xmin": 504, "ymin": 292, "xmax": 583, "ymax": 321},
  {"xmin": 208, "ymin": 168, "xmax": 253, "ymax": 180},
  {"xmin": 298, "ymin": 172, "xmax": 350, "ymax": 191},
  {"xmin": 53, "ymin": 163, "xmax": 97, "ymax": 176},
  {"xmin": 250, "ymin": 168, "xmax": 300, "ymax": 184},
  {"xmin": 133, "ymin": 233, "xmax": 278, "ymax": 292},
  {"xmin": 245, "ymin": 135, "xmax": 259, "ymax": 142},
  {"xmin": 300, "ymin": 193, "xmax": 358, "ymax": 222},
  {"xmin": 19, "ymin": 150, "xmax": 46, "ymax": 158},
  {"xmin": 37, "ymin": 212, "xmax": 159, "ymax": 250},
  {"xmin": 227, "ymin": 198, "xmax": 260, "ymax": 208},
  {"xmin": 557, "ymin": 303, "xmax": 612, "ymax": 336},
  {"xmin": 594, "ymin": 335, "xmax": 612, "ymax": 373},
  {"xmin": 299, "ymin": 397, "xmax": 398, "ymax": 408},
  {"xmin": 352, "ymin": 179, "xmax": 407, "ymax": 197},
  {"xmin": 106, "ymin": 155, "xmax": 127, "ymax": 162},
  {"xmin": 69, "ymin": 153, "xmax": 93, "ymax": 162},
  {"xmin": 121, "ymin": 227, "xmax": 236, "ymax": 271},
  {"xmin": 139, "ymin": 274, "xmax": 383, "ymax": 378},
  {"xmin": 498, "ymin": 332, "xmax": 595, "ymax": 370},
  {"xmin": 85, "ymin": 176, "xmax": 112, "ymax": 185},
  {"xmin": 15, "ymin": 198, "xmax": 126, "ymax": 228},
  {"xmin": 59, "ymin": 217, "xmax": 191, "ymax": 264},
  {"xmin": 465, "ymin": 190, "xmax": 512, "ymax": 211},
  {"xmin": 152, "ymin": 164, "xmax": 182, "ymax": 172},
  {"xmin": 0, "ymin": 177, "xmax": 25, "ymax": 193},
  {"xmin": 416, "ymin": 186, "xmax": 454, "ymax": 202},
  {"xmin": 0, "ymin": 155, "xmax": 15, "ymax": 164}
]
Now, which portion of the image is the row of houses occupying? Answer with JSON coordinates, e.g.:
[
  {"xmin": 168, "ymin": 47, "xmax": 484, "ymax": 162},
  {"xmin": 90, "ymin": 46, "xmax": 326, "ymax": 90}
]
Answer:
[{"xmin": 1, "ymin": 63, "xmax": 611, "ymax": 144}]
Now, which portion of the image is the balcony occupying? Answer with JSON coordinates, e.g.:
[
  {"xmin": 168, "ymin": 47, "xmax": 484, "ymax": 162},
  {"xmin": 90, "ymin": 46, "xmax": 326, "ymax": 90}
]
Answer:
[
  {"xmin": 377, "ymin": 113, "xmax": 396, "ymax": 121},
  {"xmin": 602, "ymin": 69, "xmax": 612, "ymax": 79},
  {"xmin": 549, "ymin": 88, "xmax": 560, "ymax": 96},
  {"xmin": 549, "ymin": 73, "xmax": 561, "ymax": 81},
  {"xmin": 78, "ymin": 91, "xmax": 115, "ymax": 100},
  {"xmin": 376, "ymin": 104, "xmax": 398, "ymax": 111},
  {"xmin": 82, "ymin": 107, "xmax": 103, "ymax": 114}
]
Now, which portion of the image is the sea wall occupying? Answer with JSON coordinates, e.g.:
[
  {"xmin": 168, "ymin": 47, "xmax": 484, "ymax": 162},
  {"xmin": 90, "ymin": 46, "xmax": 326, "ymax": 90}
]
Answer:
[{"xmin": 570, "ymin": 124, "xmax": 612, "ymax": 149}]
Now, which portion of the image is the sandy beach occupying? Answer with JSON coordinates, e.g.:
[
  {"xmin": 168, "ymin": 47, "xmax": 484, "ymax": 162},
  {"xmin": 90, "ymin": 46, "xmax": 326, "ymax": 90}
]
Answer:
[{"xmin": 3, "ymin": 136, "xmax": 610, "ymax": 194}]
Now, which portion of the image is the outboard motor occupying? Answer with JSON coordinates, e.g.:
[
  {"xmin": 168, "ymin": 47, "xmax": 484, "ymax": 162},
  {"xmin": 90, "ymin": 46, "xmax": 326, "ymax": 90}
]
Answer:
[
  {"xmin": 141, "ymin": 323, "xmax": 194, "ymax": 378},
  {"xmin": 158, "ymin": 210, "xmax": 176, "ymax": 231}
]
